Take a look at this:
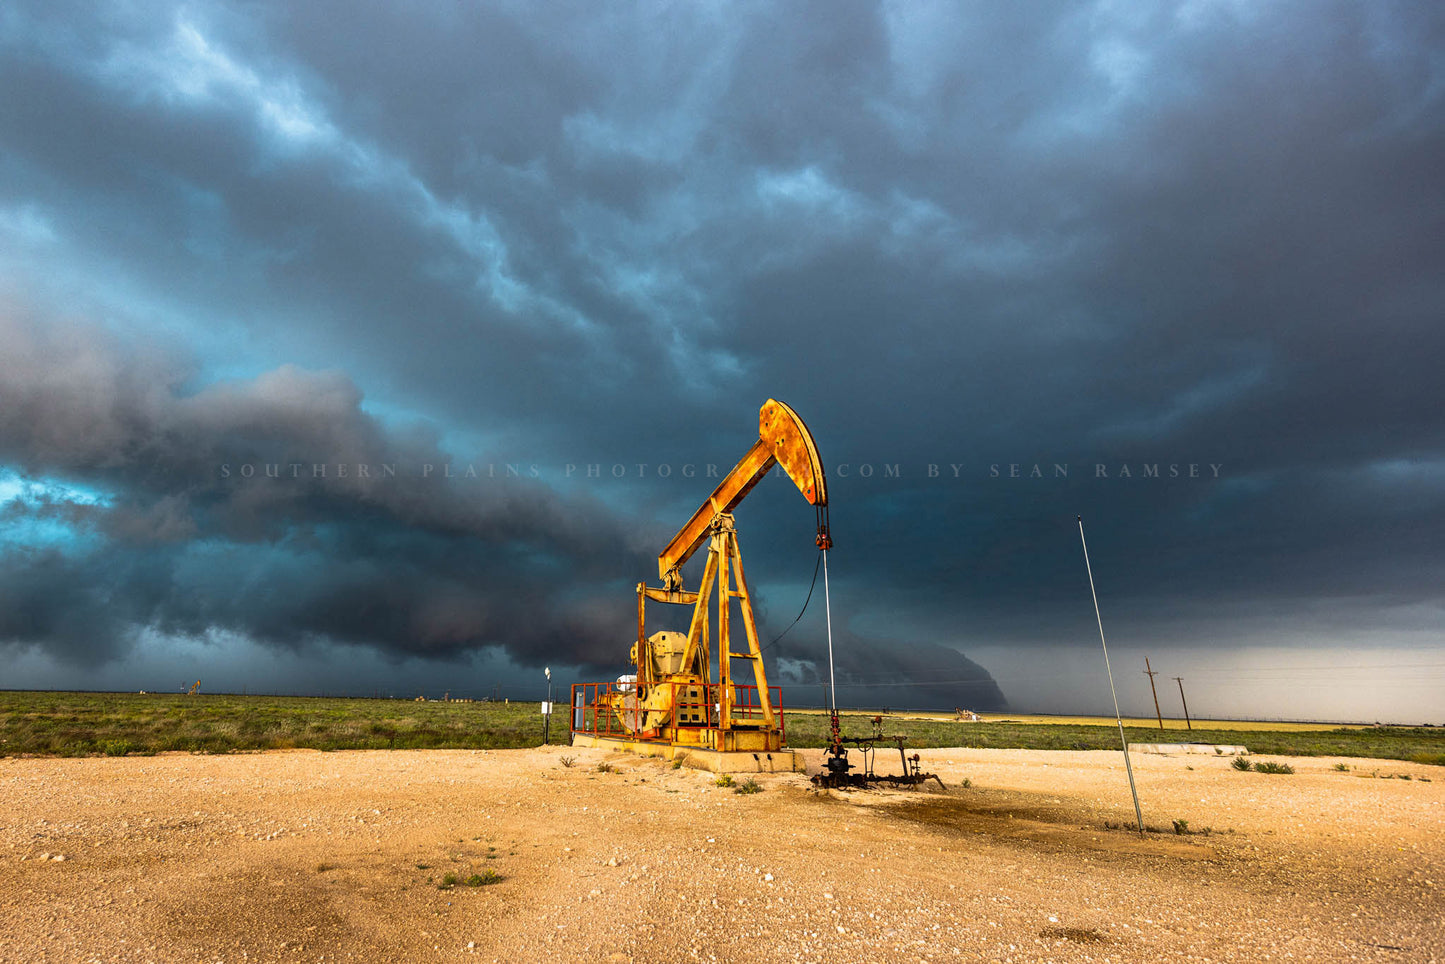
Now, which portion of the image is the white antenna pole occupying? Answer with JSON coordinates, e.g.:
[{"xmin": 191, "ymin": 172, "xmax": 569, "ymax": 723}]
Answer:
[
  {"xmin": 823, "ymin": 549, "xmax": 836, "ymax": 711},
  {"xmin": 1078, "ymin": 515, "xmax": 1145, "ymax": 836}
]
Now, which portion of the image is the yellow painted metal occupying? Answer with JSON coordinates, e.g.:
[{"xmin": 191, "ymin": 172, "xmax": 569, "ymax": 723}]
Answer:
[
  {"xmin": 761, "ymin": 399, "xmax": 827, "ymax": 507},
  {"xmin": 657, "ymin": 399, "xmax": 828, "ymax": 590},
  {"xmin": 718, "ymin": 518, "xmax": 732, "ymax": 733},
  {"xmin": 605, "ymin": 399, "xmax": 827, "ymax": 757},
  {"xmin": 728, "ymin": 528, "xmax": 775, "ymax": 730}
]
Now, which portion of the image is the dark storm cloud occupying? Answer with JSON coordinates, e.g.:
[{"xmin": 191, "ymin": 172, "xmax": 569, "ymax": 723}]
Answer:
[
  {"xmin": 0, "ymin": 311, "xmax": 1002, "ymax": 702},
  {"xmin": 1, "ymin": 1, "xmax": 1443, "ymax": 707},
  {"xmin": 0, "ymin": 310, "xmax": 647, "ymax": 666},
  {"xmin": 771, "ymin": 611, "xmax": 1006, "ymax": 711}
]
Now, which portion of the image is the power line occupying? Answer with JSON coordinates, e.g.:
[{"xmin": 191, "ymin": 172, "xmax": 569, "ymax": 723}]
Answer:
[
  {"xmin": 792, "ymin": 667, "xmax": 1445, "ymax": 688},
  {"xmin": 758, "ymin": 552, "xmax": 822, "ymax": 655},
  {"xmin": 1184, "ymin": 663, "xmax": 1445, "ymax": 672}
]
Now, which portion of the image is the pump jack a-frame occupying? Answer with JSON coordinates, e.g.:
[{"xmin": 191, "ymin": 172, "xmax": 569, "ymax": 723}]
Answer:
[{"xmin": 571, "ymin": 399, "xmax": 830, "ymax": 771}]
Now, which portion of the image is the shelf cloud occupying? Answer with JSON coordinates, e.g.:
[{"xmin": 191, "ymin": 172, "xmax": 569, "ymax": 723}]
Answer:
[{"xmin": 1, "ymin": 1, "xmax": 1441, "ymax": 717}]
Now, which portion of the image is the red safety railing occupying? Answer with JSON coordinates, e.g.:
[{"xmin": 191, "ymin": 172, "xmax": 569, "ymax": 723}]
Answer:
[{"xmin": 570, "ymin": 680, "xmax": 785, "ymax": 745}]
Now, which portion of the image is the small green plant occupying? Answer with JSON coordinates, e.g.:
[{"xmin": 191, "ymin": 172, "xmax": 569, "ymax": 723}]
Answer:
[
  {"xmin": 671, "ymin": 758, "xmax": 684, "ymax": 769},
  {"xmin": 1040, "ymin": 926, "xmax": 1106, "ymax": 944},
  {"xmin": 438, "ymin": 872, "xmax": 458, "ymax": 890},
  {"xmin": 559, "ymin": 756, "xmax": 576, "ymax": 768},
  {"xmin": 464, "ymin": 870, "xmax": 502, "ymax": 886},
  {"xmin": 715, "ymin": 773, "xmax": 734, "ymax": 787},
  {"xmin": 734, "ymin": 777, "xmax": 761, "ymax": 795},
  {"xmin": 1167, "ymin": 820, "xmax": 1212, "ymax": 836},
  {"xmin": 1253, "ymin": 760, "xmax": 1295, "ymax": 775},
  {"xmin": 1231, "ymin": 756, "xmax": 1253, "ymax": 771},
  {"xmin": 595, "ymin": 762, "xmax": 614, "ymax": 773},
  {"xmin": 415, "ymin": 863, "xmax": 430, "ymax": 870},
  {"xmin": 960, "ymin": 777, "xmax": 973, "ymax": 789},
  {"xmin": 1333, "ymin": 762, "xmax": 1350, "ymax": 771},
  {"xmin": 102, "ymin": 740, "xmax": 135, "ymax": 757}
]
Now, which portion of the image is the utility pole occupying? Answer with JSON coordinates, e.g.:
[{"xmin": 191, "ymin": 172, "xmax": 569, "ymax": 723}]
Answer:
[
  {"xmin": 1173, "ymin": 676, "xmax": 1192, "ymax": 731},
  {"xmin": 1144, "ymin": 658, "xmax": 1164, "ymax": 731}
]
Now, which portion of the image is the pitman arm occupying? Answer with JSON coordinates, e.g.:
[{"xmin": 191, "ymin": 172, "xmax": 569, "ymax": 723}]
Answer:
[{"xmin": 657, "ymin": 399, "xmax": 829, "ymax": 590}]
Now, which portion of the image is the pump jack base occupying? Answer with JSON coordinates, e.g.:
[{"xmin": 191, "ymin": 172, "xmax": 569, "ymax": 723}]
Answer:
[{"xmin": 570, "ymin": 735, "xmax": 805, "ymax": 774}]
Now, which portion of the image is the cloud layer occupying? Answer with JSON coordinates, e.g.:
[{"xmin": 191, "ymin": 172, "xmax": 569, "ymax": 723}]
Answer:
[
  {"xmin": 0, "ymin": 312, "xmax": 645, "ymax": 667},
  {"xmin": 2, "ymin": 2, "xmax": 1443, "ymax": 715}
]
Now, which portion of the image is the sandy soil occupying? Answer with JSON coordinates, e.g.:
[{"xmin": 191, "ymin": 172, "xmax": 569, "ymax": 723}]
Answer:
[{"xmin": 1, "ymin": 745, "xmax": 1440, "ymax": 963}]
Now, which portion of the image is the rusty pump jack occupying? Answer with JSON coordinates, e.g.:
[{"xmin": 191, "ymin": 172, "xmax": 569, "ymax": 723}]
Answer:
[{"xmin": 572, "ymin": 399, "xmax": 829, "ymax": 770}]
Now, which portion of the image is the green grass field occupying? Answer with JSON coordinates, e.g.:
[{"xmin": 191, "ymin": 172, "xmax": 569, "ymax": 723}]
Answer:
[
  {"xmin": 781, "ymin": 713, "xmax": 1445, "ymax": 764},
  {"xmin": 2, "ymin": 691, "xmax": 1441, "ymax": 765},
  {"xmin": 0, "ymin": 691, "xmax": 565, "ymax": 755},
  {"xmin": 790, "ymin": 709, "xmax": 1372, "ymax": 733}
]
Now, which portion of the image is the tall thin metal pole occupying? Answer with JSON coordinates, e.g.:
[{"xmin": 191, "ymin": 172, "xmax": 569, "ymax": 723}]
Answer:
[
  {"xmin": 1078, "ymin": 516, "xmax": 1145, "ymax": 836},
  {"xmin": 822, "ymin": 549, "xmax": 836, "ymax": 711},
  {"xmin": 1174, "ymin": 677, "xmax": 1192, "ymax": 731}
]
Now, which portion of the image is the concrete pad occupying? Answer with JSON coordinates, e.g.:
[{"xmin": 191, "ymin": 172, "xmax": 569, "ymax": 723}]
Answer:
[{"xmin": 571, "ymin": 734, "xmax": 806, "ymax": 773}]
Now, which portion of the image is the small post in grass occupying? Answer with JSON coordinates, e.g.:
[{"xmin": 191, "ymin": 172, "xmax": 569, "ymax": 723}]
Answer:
[
  {"xmin": 543, "ymin": 667, "xmax": 552, "ymax": 745},
  {"xmin": 1077, "ymin": 515, "xmax": 1145, "ymax": 836}
]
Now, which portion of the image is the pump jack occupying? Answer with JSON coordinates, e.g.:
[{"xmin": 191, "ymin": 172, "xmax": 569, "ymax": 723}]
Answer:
[{"xmin": 572, "ymin": 399, "xmax": 829, "ymax": 771}]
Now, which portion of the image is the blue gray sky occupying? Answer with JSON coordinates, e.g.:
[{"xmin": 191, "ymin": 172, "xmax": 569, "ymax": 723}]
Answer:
[{"xmin": 1, "ymin": 1, "xmax": 1442, "ymax": 722}]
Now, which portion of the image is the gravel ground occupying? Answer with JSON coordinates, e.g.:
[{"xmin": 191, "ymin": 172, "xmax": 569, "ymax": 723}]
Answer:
[{"xmin": 1, "ymin": 746, "xmax": 1440, "ymax": 963}]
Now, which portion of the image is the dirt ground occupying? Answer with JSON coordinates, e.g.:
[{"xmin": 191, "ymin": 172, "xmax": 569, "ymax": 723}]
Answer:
[{"xmin": 1, "ymin": 745, "xmax": 1440, "ymax": 964}]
